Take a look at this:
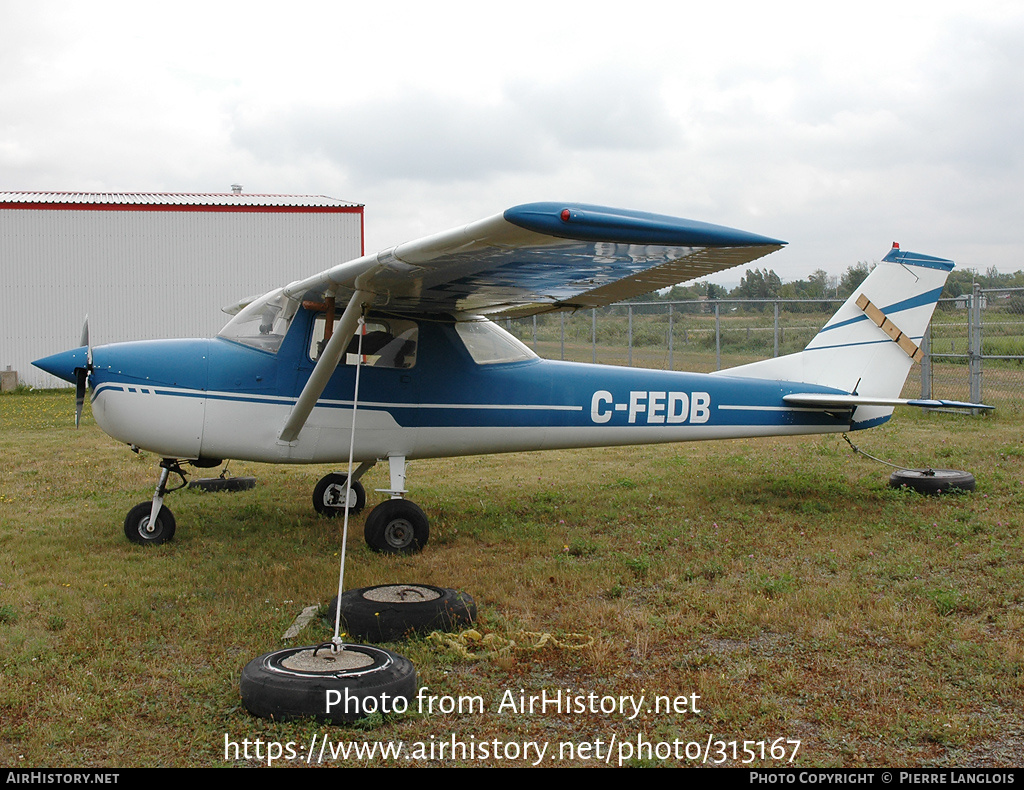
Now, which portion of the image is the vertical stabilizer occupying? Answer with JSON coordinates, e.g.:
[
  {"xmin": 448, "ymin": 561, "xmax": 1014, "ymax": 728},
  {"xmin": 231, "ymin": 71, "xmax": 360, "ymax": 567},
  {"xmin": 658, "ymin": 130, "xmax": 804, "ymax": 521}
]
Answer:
[{"xmin": 715, "ymin": 246, "xmax": 954, "ymax": 426}]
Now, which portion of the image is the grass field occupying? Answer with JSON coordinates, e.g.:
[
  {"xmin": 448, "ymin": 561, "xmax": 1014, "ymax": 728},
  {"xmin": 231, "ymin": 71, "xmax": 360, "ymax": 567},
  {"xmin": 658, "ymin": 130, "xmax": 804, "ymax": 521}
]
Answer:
[{"xmin": 1, "ymin": 390, "xmax": 1023, "ymax": 767}]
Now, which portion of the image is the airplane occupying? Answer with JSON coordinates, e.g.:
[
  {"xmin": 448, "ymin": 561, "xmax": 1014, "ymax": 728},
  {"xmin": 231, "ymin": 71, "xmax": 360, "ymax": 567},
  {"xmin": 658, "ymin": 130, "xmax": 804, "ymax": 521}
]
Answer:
[{"xmin": 32, "ymin": 202, "xmax": 989, "ymax": 552}]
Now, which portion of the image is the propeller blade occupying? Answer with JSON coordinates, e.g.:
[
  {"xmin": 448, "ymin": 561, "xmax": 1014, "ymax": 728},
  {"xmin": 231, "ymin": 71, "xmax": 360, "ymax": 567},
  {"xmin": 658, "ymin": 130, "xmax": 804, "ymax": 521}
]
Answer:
[
  {"xmin": 75, "ymin": 367, "xmax": 86, "ymax": 428},
  {"xmin": 80, "ymin": 315, "xmax": 92, "ymax": 368}
]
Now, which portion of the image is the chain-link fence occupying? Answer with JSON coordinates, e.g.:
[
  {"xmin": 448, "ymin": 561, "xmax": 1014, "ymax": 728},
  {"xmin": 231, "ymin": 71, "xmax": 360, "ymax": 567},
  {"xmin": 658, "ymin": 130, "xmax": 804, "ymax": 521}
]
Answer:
[{"xmin": 504, "ymin": 286, "xmax": 1024, "ymax": 412}]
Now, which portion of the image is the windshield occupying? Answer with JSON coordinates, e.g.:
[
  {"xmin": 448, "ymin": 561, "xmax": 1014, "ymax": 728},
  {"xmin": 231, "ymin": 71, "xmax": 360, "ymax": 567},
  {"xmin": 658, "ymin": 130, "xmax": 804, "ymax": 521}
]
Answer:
[
  {"xmin": 218, "ymin": 289, "xmax": 300, "ymax": 353},
  {"xmin": 456, "ymin": 320, "xmax": 537, "ymax": 364}
]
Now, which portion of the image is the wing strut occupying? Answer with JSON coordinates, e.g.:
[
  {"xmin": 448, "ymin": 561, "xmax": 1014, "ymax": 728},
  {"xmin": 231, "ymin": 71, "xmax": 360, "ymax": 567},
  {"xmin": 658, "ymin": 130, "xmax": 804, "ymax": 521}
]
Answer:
[{"xmin": 278, "ymin": 287, "xmax": 374, "ymax": 443}]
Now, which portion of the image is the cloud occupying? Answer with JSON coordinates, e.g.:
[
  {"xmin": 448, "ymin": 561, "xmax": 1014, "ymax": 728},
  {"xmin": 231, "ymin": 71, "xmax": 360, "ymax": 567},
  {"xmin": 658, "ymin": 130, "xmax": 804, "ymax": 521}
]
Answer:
[
  {"xmin": 232, "ymin": 96, "xmax": 549, "ymax": 183},
  {"xmin": 2, "ymin": 1, "xmax": 1023, "ymax": 277},
  {"xmin": 230, "ymin": 64, "xmax": 680, "ymax": 187}
]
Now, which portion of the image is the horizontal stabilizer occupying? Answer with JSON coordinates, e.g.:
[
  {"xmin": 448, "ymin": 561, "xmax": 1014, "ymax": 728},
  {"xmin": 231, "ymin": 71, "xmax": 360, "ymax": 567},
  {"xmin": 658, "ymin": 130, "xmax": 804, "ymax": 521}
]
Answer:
[{"xmin": 783, "ymin": 393, "xmax": 994, "ymax": 411}]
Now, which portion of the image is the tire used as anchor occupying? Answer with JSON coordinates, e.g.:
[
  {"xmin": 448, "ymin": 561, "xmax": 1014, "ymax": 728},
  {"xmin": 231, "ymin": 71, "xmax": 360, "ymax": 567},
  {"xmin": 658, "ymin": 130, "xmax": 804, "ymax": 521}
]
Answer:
[
  {"xmin": 240, "ymin": 643, "xmax": 416, "ymax": 724},
  {"xmin": 888, "ymin": 468, "xmax": 976, "ymax": 495},
  {"xmin": 327, "ymin": 584, "xmax": 477, "ymax": 642}
]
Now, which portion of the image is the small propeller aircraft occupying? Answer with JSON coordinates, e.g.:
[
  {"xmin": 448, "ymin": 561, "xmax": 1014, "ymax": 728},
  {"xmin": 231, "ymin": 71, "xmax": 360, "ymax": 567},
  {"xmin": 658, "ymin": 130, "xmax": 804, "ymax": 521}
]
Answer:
[{"xmin": 34, "ymin": 202, "xmax": 986, "ymax": 551}]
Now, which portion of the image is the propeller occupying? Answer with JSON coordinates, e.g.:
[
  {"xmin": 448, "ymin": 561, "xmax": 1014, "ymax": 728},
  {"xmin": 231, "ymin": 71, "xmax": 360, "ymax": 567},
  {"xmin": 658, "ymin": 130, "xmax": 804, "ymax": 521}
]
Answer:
[{"xmin": 74, "ymin": 316, "xmax": 93, "ymax": 428}]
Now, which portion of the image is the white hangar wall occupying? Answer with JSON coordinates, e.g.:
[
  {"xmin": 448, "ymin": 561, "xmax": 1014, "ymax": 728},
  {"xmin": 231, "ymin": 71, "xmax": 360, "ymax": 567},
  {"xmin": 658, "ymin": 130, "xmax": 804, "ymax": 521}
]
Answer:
[{"xmin": 0, "ymin": 193, "xmax": 363, "ymax": 388}]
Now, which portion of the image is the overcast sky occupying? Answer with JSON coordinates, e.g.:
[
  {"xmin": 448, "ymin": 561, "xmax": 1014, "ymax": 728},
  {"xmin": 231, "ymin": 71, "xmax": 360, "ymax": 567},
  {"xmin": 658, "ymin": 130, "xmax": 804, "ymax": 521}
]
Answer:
[{"xmin": 2, "ymin": 0, "xmax": 1022, "ymax": 284}]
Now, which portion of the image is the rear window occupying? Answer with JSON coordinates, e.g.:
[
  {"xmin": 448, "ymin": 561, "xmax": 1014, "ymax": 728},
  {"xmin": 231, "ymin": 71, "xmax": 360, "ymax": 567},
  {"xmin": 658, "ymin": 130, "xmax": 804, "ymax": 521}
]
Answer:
[{"xmin": 455, "ymin": 320, "xmax": 537, "ymax": 364}]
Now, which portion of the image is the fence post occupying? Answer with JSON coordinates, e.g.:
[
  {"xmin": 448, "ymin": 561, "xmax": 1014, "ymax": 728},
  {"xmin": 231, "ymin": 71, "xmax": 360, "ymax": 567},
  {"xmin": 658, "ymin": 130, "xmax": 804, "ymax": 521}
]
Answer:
[
  {"xmin": 715, "ymin": 302, "xmax": 721, "ymax": 370},
  {"xmin": 969, "ymin": 283, "xmax": 983, "ymax": 409},
  {"xmin": 628, "ymin": 305, "xmax": 633, "ymax": 366},
  {"xmin": 668, "ymin": 303, "xmax": 674, "ymax": 370},
  {"xmin": 592, "ymin": 308, "xmax": 597, "ymax": 364},
  {"xmin": 773, "ymin": 302, "xmax": 780, "ymax": 357},
  {"xmin": 921, "ymin": 326, "xmax": 932, "ymax": 399},
  {"xmin": 532, "ymin": 315, "xmax": 537, "ymax": 350}
]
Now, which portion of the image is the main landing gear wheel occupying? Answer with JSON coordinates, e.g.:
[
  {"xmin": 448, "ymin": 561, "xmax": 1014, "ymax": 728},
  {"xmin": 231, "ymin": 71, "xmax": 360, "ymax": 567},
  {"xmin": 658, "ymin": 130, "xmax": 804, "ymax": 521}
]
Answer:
[
  {"xmin": 313, "ymin": 473, "xmax": 366, "ymax": 517},
  {"xmin": 364, "ymin": 499, "xmax": 429, "ymax": 554},
  {"xmin": 124, "ymin": 502, "xmax": 176, "ymax": 545},
  {"xmin": 326, "ymin": 585, "xmax": 477, "ymax": 642},
  {"xmin": 888, "ymin": 468, "xmax": 976, "ymax": 495},
  {"xmin": 239, "ymin": 643, "xmax": 416, "ymax": 724}
]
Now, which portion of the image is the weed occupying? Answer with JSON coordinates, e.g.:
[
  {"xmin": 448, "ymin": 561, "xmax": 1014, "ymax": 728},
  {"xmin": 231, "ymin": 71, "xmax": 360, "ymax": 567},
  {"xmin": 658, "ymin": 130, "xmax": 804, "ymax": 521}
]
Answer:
[
  {"xmin": 756, "ymin": 572, "xmax": 799, "ymax": 599},
  {"xmin": 926, "ymin": 588, "xmax": 964, "ymax": 616},
  {"xmin": 46, "ymin": 615, "xmax": 66, "ymax": 631},
  {"xmin": 622, "ymin": 555, "xmax": 650, "ymax": 579},
  {"xmin": 564, "ymin": 538, "xmax": 600, "ymax": 557}
]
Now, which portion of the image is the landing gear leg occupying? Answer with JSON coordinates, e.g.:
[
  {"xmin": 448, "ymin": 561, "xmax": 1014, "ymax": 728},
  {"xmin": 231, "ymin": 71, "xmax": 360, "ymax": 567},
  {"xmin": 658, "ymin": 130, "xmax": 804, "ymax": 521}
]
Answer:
[
  {"xmin": 363, "ymin": 456, "xmax": 429, "ymax": 554},
  {"xmin": 124, "ymin": 459, "xmax": 187, "ymax": 545}
]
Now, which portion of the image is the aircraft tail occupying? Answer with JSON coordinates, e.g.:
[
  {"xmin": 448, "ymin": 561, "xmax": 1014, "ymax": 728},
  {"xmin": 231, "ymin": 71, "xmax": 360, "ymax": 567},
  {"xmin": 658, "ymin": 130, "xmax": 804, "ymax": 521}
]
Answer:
[{"xmin": 715, "ymin": 244, "xmax": 955, "ymax": 428}]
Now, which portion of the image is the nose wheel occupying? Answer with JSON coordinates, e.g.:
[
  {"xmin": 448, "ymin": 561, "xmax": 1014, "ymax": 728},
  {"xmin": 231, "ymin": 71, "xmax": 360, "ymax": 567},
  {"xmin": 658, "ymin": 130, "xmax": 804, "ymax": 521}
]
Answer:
[
  {"xmin": 124, "ymin": 502, "xmax": 176, "ymax": 544},
  {"xmin": 124, "ymin": 458, "xmax": 188, "ymax": 545}
]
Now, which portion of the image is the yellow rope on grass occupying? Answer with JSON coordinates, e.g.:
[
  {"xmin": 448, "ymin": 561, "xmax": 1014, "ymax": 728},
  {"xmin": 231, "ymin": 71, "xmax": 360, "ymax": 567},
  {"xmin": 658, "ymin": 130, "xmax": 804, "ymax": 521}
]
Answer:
[{"xmin": 427, "ymin": 628, "xmax": 594, "ymax": 660}]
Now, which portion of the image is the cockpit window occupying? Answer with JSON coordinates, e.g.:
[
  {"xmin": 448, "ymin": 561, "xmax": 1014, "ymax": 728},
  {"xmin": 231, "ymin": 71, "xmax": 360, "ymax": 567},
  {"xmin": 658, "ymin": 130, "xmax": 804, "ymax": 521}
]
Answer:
[
  {"xmin": 456, "ymin": 320, "xmax": 537, "ymax": 364},
  {"xmin": 218, "ymin": 289, "xmax": 300, "ymax": 353},
  {"xmin": 310, "ymin": 316, "xmax": 418, "ymax": 369}
]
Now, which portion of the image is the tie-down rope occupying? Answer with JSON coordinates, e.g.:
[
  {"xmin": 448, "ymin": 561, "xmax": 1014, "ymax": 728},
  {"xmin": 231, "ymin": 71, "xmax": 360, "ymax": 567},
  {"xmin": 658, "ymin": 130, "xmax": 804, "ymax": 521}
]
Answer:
[{"xmin": 332, "ymin": 315, "xmax": 366, "ymax": 651}]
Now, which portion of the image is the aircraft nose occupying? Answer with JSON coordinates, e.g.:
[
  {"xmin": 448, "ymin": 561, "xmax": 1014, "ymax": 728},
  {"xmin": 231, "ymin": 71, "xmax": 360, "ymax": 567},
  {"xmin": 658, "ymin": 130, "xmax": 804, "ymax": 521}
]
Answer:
[{"xmin": 33, "ymin": 347, "xmax": 88, "ymax": 384}]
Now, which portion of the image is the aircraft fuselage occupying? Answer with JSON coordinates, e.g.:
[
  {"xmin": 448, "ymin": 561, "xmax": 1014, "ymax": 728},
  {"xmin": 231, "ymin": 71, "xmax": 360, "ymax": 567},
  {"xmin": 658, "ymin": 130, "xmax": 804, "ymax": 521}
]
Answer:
[{"xmin": 74, "ymin": 310, "xmax": 853, "ymax": 466}]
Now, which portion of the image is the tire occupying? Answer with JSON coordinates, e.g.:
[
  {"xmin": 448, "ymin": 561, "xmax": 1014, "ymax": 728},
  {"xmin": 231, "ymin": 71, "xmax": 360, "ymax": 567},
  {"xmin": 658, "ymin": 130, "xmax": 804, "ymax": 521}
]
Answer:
[
  {"xmin": 888, "ymin": 468, "xmax": 976, "ymax": 495},
  {"xmin": 239, "ymin": 643, "xmax": 416, "ymax": 724},
  {"xmin": 313, "ymin": 474, "xmax": 366, "ymax": 517},
  {"xmin": 188, "ymin": 476, "xmax": 256, "ymax": 492},
  {"xmin": 364, "ymin": 500, "xmax": 429, "ymax": 553},
  {"xmin": 326, "ymin": 584, "xmax": 477, "ymax": 642},
  {"xmin": 124, "ymin": 502, "xmax": 176, "ymax": 545}
]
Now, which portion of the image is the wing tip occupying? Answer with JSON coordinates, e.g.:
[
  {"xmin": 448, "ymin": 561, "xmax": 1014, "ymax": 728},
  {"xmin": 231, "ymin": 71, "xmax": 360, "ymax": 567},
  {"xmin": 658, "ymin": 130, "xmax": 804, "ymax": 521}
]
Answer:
[{"xmin": 504, "ymin": 202, "xmax": 785, "ymax": 248}]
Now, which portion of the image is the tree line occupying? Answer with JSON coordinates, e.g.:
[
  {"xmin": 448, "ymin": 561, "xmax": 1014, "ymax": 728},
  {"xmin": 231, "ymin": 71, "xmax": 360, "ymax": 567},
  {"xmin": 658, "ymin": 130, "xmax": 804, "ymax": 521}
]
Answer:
[{"xmin": 635, "ymin": 262, "xmax": 1024, "ymax": 305}]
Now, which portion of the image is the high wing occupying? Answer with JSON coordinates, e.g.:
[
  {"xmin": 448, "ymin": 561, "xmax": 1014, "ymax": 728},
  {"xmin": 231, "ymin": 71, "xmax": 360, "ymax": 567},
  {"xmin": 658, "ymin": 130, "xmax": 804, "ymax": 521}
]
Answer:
[
  {"xmin": 269, "ymin": 202, "xmax": 784, "ymax": 442},
  {"xmin": 278, "ymin": 202, "xmax": 785, "ymax": 318}
]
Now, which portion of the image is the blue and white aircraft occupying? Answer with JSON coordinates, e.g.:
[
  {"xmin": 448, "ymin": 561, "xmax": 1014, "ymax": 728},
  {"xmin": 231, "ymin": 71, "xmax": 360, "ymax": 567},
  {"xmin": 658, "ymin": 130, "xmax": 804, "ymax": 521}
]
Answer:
[{"xmin": 34, "ymin": 202, "xmax": 979, "ymax": 551}]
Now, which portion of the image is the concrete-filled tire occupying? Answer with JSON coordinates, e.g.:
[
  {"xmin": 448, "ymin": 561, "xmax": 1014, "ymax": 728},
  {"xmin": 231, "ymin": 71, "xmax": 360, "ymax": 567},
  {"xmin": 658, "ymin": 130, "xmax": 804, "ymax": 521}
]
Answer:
[
  {"xmin": 239, "ymin": 643, "xmax": 416, "ymax": 724},
  {"xmin": 326, "ymin": 584, "xmax": 477, "ymax": 642},
  {"xmin": 888, "ymin": 468, "xmax": 976, "ymax": 495}
]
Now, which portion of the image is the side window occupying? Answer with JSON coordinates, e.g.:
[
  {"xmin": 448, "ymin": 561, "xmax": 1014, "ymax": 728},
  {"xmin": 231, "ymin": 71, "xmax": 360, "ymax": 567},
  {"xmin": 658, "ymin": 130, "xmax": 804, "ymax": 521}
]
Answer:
[
  {"xmin": 309, "ymin": 317, "xmax": 418, "ymax": 369},
  {"xmin": 455, "ymin": 320, "xmax": 537, "ymax": 364}
]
